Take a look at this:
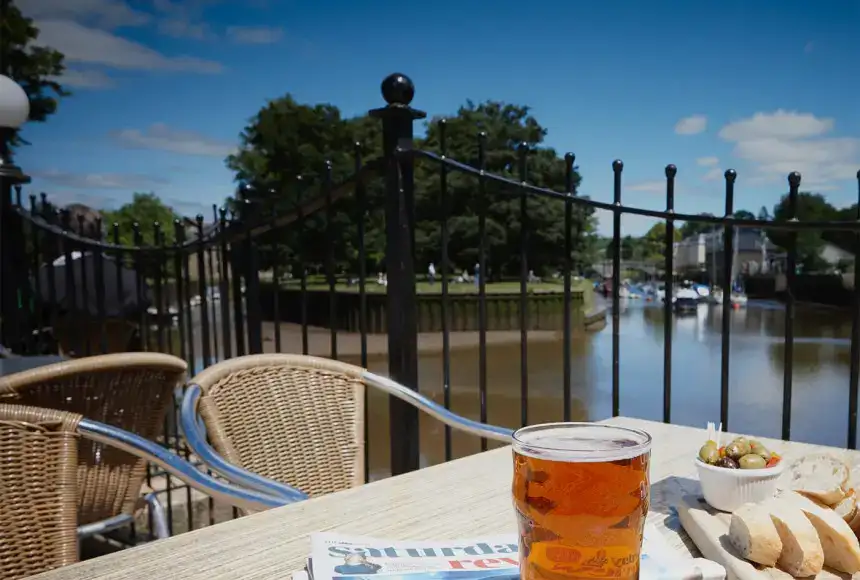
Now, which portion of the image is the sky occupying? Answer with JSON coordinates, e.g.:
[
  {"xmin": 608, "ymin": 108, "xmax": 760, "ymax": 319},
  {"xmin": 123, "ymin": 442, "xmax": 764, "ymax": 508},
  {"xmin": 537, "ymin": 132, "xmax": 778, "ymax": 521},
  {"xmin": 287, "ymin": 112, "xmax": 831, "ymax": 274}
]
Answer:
[{"xmin": 10, "ymin": 0, "xmax": 860, "ymax": 236}]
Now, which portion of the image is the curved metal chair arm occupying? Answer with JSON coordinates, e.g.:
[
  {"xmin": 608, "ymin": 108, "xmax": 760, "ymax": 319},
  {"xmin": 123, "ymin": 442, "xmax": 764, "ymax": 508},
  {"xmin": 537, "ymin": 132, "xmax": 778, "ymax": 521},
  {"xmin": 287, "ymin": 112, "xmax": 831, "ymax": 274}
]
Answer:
[
  {"xmin": 79, "ymin": 417, "xmax": 290, "ymax": 513},
  {"xmin": 179, "ymin": 384, "xmax": 310, "ymax": 503},
  {"xmin": 179, "ymin": 363, "xmax": 513, "ymax": 501},
  {"xmin": 360, "ymin": 371, "xmax": 514, "ymax": 443}
]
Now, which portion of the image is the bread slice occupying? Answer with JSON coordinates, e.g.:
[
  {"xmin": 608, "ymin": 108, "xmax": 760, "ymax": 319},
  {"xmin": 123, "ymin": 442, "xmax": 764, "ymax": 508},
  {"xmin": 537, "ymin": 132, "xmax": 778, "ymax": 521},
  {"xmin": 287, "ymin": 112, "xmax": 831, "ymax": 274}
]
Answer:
[
  {"xmin": 762, "ymin": 500, "xmax": 824, "ymax": 577},
  {"xmin": 729, "ymin": 502, "xmax": 783, "ymax": 566},
  {"xmin": 788, "ymin": 453, "xmax": 850, "ymax": 505},
  {"xmin": 835, "ymin": 491, "xmax": 859, "ymax": 524},
  {"xmin": 774, "ymin": 491, "xmax": 860, "ymax": 574}
]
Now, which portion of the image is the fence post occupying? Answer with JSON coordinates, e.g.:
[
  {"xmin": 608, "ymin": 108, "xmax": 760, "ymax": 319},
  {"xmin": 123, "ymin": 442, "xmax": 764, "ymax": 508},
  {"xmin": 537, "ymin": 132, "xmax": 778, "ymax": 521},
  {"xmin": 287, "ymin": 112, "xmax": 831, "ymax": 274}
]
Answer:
[
  {"xmin": 369, "ymin": 73, "xmax": 426, "ymax": 475},
  {"xmin": 0, "ymin": 127, "xmax": 30, "ymax": 351}
]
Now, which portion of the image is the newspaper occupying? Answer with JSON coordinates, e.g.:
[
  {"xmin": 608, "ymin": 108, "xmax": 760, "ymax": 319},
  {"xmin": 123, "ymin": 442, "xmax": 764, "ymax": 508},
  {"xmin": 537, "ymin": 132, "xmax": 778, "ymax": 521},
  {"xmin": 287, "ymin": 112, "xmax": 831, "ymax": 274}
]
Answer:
[{"xmin": 297, "ymin": 524, "xmax": 725, "ymax": 580}]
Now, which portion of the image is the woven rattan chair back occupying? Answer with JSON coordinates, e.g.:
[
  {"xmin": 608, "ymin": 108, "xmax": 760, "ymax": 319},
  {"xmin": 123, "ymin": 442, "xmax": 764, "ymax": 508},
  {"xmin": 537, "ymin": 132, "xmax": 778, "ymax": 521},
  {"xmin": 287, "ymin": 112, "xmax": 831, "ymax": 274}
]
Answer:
[
  {"xmin": 191, "ymin": 354, "xmax": 365, "ymax": 497},
  {"xmin": 0, "ymin": 353, "xmax": 187, "ymax": 524},
  {"xmin": 0, "ymin": 405, "xmax": 82, "ymax": 579}
]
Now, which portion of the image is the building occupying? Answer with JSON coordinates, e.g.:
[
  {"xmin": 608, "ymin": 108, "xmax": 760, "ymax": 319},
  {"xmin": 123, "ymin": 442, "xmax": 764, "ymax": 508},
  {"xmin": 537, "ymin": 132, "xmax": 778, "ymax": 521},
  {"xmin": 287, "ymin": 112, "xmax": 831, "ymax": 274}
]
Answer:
[{"xmin": 674, "ymin": 228, "xmax": 782, "ymax": 282}]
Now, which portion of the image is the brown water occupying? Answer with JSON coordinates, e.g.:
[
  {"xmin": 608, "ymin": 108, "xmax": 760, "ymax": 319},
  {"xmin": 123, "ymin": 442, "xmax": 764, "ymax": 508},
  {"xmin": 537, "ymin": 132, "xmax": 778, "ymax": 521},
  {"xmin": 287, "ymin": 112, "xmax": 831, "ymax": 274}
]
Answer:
[{"xmin": 347, "ymin": 300, "xmax": 860, "ymax": 480}]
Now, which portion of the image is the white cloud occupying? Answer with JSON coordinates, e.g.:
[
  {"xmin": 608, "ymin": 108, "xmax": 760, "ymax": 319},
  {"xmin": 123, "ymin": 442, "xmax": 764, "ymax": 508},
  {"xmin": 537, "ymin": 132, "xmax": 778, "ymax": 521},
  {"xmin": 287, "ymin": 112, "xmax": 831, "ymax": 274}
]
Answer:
[
  {"xmin": 111, "ymin": 123, "xmax": 236, "ymax": 157},
  {"xmin": 702, "ymin": 167, "xmax": 723, "ymax": 182},
  {"xmin": 52, "ymin": 68, "xmax": 114, "ymax": 88},
  {"xmin": 627, "ymin": 181, "xmax": 666, "ymax": 193},
  {"xmin": 35, "ymin": 20, "xmax": 223, "ymax": 73},
  {"xmin": 31, "ymin": 169, "xmax": 168, "ymax": 190},
  {"xmin": 226, "ymin": 26, "xmax": 284, "ymax": 44},
  {"xmin": 675, "ymin": 115, "xmax": 707, "ymax": 136},
  {"xmin": 21, "ymin": 0, "xmax": 151, "ymax": 28},
  {"xmin": 158, "ymin": 19, "xmax": 211, "ymax": 40},
  {"xmin": 717, "ymin": 110, "xmax": 860, "ymax": 189},
  {"xmin": 696, "ymin": 156, "xmax": 719, "ymax": 167}
]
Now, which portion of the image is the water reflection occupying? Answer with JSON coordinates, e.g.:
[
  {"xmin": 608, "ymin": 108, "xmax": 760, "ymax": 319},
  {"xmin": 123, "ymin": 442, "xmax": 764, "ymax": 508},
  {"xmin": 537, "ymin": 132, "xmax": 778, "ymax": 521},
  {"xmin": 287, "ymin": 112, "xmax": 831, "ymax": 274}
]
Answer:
[{"xmin": 349, "ymin": 299, "xmax": 860, "ymax": 480}]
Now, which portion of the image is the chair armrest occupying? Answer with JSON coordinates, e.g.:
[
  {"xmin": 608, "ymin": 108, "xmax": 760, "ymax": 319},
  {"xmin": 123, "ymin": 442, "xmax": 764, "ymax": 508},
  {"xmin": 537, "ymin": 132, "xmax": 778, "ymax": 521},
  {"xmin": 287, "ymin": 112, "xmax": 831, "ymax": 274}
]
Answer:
[
  {"xmin": 179, "ymin": 383, "xmax": 310, "ymax": 503},
  {"xmin": 361, "ymin": 371, "xmax": 514, "ymax": 443},
  {"xmin": 78, "ymin": 417, "xmax": 290, "ymax": 513}
]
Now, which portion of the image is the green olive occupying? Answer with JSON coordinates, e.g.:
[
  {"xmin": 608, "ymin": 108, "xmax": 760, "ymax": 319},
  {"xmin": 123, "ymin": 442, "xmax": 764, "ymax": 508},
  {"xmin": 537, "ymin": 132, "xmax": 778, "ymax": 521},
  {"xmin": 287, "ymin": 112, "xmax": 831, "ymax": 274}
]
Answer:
[
  {"xmin": 725, "ymin": 442, "xmax": 748, "ymax": 461},
  {"xmin": 739, "ymin": 454, "xmax": 767, "ymax": 469},
  {"xmin": 717, "ymin": 457, "xmax": 739, "ymax": 469},
  {"xmin": 699, "ymin": 446, "xmax": 721, "ymax": 465},
  {"xmin": 749, "ymin": 440, "xmax": 771, "ymax": 460},
  {"xmin": 704, "ymin": 440, "xmax": 717, "ymax": 449},
  {"xmin": 732, "ymin": 437, "xmax": 752, "ymax": 454}
]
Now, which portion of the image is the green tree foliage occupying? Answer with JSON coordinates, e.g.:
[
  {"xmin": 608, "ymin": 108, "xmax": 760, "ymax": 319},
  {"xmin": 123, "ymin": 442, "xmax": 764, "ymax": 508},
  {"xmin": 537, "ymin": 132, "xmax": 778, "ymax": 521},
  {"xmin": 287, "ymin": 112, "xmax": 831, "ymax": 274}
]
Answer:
[
  {"xmin": 1, "ymin": 0, "xmax": 68, "ymax": 146},
  {"xmin": 101, "ymin": 193, "xmax": 181, "ymax": 247},
  {"xmin": 768, "ymin": 192, "xmax": 854, "ymax": 272},
  {"xmin": 226, "ymin": 96, "xmax": 599, "ymax": 278},
  {"xmin": 679, "ymin": 213, "xmax": 716, "ymax": 238}
]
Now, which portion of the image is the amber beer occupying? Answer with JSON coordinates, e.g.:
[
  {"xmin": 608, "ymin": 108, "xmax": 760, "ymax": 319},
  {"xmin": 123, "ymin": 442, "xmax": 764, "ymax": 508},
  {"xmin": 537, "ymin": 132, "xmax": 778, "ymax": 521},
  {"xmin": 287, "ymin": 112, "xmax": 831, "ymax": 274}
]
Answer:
[{"xmin": 512, "ymin": 423, "xmax": 652, "ymax": 580}]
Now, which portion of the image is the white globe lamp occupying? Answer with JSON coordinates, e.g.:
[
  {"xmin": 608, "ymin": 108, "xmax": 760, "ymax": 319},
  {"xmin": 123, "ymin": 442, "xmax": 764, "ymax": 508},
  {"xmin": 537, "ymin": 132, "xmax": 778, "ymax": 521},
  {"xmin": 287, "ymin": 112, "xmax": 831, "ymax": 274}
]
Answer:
[{"xmin": 0, "ymin": 75, "xmax": 29, "ymax": 129}]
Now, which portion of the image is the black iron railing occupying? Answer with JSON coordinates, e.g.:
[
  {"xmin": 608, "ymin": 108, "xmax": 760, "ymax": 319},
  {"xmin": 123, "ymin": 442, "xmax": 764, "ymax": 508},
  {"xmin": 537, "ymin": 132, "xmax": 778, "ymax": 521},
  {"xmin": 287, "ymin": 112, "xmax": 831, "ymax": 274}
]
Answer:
[{"xmin": 2, "ymin": 72, "xmax": 860, "ymax": 537}]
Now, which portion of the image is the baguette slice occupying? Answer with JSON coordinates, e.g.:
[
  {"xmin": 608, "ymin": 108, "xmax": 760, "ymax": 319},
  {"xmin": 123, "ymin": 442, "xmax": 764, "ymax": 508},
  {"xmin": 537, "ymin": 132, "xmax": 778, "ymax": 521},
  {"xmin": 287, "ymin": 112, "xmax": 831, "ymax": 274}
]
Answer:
[
  {"xmin": 728, "ymin": 502, "xmax": 783, "ymax": 566},
  {"xmin": 835, "ymin": 491, "xmax": 859, "ymax": 524},
  {"xmin": 774, "ymin": 491, "xmax": 860, "ymax": 574},
  {"xmin": 762, "ymin": 500, "xmax": 824, "ymax": 577},
  {"xmin": 788, "ymin": 453, "xmax": 850, "ymax": 505}
]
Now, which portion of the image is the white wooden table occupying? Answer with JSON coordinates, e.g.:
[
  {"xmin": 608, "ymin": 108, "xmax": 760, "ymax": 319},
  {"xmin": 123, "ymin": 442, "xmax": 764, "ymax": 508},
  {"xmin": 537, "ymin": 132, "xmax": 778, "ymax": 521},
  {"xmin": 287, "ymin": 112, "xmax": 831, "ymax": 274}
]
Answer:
[{"xmin": 32, "ymin": 417, "xmax": 860, "ymax": 580}]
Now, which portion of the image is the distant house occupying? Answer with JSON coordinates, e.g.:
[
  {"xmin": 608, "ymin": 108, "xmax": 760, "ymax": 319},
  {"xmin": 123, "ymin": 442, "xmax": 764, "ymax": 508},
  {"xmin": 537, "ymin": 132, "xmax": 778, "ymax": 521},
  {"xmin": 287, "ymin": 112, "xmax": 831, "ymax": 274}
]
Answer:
[{"xmin": 674, "ymin": 229, "xmax": 781, "ymax": 281}]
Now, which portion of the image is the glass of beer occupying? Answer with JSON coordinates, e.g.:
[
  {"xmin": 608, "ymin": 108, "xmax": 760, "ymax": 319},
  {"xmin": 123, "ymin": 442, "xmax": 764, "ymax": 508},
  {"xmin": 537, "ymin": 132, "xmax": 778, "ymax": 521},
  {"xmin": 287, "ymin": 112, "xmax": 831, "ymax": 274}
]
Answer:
[{"xmin": 512, "ymin": 423, "xmax": 652, "ymax": 580}]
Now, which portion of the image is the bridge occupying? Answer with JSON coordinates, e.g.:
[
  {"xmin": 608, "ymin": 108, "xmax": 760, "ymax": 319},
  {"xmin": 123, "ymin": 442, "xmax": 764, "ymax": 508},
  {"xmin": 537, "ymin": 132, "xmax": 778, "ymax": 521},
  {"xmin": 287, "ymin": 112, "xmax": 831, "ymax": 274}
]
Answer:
[{"xmin": 590, "ymin": 260, "xmax": 664, "ymax": 277}]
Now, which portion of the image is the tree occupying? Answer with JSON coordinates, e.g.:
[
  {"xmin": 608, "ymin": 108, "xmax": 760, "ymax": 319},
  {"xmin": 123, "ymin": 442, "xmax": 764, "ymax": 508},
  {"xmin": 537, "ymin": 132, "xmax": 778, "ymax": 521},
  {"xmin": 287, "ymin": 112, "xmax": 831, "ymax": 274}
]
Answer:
[
  {"xmin": 641, "ymin": 223, "xmax": 681, "ymax": 261},
  {"xmin": 679, "ymin": 213, "xmax": 716, "ymax": 238},
  {"xmin": 1, "ymin": 0, "xmax": 68, "ymax": 146},
  {"xmin": 417, "ymin": 100, "xmax": 597, "ymax": 277},
  {"xmin": 757, "ymin": 206, "xmax": 771, "ymax": 221},
  {"xmin": 101, "ymin": 193, "xmax": 181, "ymax": 247},
  {"xmin": 769, "ymin": 192, "xmax": 839, "ymax": 272},
  {"xmin": 225, "ymin": 96, "xmax": 383, "ymax": 273},
  {"xmin": 226, "ymin": 96, "xmax": 598, "ymax": 279},
  {"xmin": 733, "ymin": 209, "xmax": 755, "ymax": 221}
]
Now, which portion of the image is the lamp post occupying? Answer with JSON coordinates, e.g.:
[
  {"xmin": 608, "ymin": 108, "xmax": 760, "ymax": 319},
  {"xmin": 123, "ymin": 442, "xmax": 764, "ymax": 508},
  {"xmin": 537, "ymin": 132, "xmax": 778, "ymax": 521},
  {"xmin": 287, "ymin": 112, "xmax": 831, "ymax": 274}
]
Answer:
[{"xmin": 0, "ymin": 74, "xmax": 32, "ymax": 349}]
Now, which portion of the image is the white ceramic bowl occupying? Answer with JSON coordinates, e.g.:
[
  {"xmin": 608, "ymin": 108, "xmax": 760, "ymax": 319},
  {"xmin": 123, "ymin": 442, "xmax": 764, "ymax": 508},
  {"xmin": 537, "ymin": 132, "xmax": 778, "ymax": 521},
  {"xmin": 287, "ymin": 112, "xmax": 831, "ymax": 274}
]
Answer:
[{"xmin": 695, "ymin": 457, "xmax": 785, "ymax": 512}]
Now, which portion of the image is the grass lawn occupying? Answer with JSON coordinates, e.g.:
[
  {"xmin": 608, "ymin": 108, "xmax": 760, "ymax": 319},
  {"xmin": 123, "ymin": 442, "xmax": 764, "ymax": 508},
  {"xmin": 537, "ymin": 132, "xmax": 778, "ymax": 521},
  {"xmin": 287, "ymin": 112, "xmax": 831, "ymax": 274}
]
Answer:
[{"xmin": 271, "ymin": 278, "xmax": 592, "ymax": 295}]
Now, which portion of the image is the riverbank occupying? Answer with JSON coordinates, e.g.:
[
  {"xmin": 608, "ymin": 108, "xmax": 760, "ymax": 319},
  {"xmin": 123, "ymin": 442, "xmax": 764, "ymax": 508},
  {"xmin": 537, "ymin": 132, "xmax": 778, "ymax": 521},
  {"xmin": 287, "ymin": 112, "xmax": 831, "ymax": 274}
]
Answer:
[{"xmin": 258, "ymin": 298, "xmax": 607, "ymax": 358}]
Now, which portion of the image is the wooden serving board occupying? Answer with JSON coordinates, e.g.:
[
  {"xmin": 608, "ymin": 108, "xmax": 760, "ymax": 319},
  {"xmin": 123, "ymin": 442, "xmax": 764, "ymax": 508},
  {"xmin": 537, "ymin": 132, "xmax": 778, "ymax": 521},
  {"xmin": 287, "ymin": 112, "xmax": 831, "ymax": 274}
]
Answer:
[{"xmin": 677, "ymin": 495, "xmax": 852, "ymax": 580}]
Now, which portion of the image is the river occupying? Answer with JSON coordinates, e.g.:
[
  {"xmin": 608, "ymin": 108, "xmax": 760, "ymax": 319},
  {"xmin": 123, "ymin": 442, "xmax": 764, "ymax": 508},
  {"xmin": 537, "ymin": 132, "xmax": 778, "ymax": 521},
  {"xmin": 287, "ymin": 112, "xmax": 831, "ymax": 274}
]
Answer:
[{"xmin": 349, "ymin": 299, "xmax": 860, "ymax": 480}]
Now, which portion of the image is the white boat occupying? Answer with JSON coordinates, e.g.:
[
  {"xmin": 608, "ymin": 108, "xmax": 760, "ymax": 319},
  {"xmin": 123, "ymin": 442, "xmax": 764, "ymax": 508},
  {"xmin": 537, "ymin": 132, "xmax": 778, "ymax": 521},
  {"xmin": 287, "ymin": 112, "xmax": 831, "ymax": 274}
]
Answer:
[{"xmin": 709, "ymin": 289, "xmax": 748, "ymax": 307}]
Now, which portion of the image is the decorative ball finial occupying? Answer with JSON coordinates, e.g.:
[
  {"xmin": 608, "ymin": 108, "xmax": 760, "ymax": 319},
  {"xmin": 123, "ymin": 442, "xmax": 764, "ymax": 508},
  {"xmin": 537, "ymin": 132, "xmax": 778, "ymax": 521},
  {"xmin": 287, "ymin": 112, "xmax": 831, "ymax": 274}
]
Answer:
[
  {"xmin": 665, "ymin": 164, "xmax": 677, "ymax": 178},
  {"xmin": 564, "ymin": 152, "xmax": 575, "ymax": 164},
  {"xmin": 517, "ymin": 141, "xmax": 529, "ymax": 153},
  {"xmin": 725, "ymin": 169, "xmax": 737, "ymax": 182},
  {"xmin": 381, "ymin": 73, "xmax": 415, "ymax": 106},
  {"xmin": 788, "ymin": 171, "xmax": 802, "ymax": 186},
  {"xmin": 196, "ymin": 214, "xmax": 204, "ymax": 223},
  {"xmin": 856, "ymin": 169, "xmax": 860, "ymax": 180},
  {"xmin": 612, "ymin": 159, "xmax": 624, "ymax": 172}
]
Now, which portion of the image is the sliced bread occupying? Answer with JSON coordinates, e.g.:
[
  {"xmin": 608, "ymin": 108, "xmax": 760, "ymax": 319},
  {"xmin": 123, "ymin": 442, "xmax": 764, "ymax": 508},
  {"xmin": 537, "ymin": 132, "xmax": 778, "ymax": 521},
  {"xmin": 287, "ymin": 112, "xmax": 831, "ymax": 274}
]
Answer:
[
  {"xmin": 762, "ymin": 500, "xmax": 824, "ymax": 577},
  {"xmin": 834, "ymin": 491, "xmax": 859, "ymax": 524},
  {"xmin": 774, "ymin": 491, "xmax": 860, "ymax": 574},
  {"xmin": 728, "ymin": 502, "xmax": 783, "ymax": 566},
  {"xmin": 788, "ymin": 453, "xmax": 850, "ymax": 506}
]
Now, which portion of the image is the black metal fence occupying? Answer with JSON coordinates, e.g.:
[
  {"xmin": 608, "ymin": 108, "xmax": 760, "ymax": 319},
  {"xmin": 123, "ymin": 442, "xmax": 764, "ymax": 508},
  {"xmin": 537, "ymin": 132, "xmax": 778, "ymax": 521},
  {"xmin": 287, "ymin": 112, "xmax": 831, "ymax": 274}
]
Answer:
[{"xmin": 3, "ymin": 72, "xmax": 860, "ymax": 535}]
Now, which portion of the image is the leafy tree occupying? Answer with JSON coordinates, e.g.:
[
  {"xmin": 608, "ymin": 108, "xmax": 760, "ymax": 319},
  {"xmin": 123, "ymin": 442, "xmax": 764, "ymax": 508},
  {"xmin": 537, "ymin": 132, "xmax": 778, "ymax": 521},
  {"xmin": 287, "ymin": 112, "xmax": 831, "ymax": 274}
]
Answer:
[
  {"xmin": 733, "ymin": 209, "xmax": 755, "ymax": 221},
  {"xmin": 679, "ymin": 213, "xmax": 716, "ymax": 238},
  {"xmin": 1, "ymin": 0, "xmax": 68, "ymax": 146},
  {"xmin": 101, "ymin": 193, "xmax": 181, "ymax": 247},
  {"xmin": 641, "ymin": 223, "xmax": 681, "ymax": 261},
  {"xmin": 226, "ymin": 97, "xmax": 598, "ymax": 279},
  {"xmin": 769, "ymin": 192, "xmax": 839, "ymax": 272}
]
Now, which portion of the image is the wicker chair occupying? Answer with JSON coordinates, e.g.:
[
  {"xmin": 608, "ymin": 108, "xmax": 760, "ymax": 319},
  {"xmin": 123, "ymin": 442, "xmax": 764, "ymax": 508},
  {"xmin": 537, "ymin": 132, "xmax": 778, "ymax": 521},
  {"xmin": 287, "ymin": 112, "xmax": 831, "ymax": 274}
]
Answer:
[
  {"xmin": 0, "ymin": 404, "xmax": 288, "ymax": 580},
  {"xmin": 0, "ymin": 353, "xmax": 188, "ymax": 539},
  {"xmin": 180, "ymin": 354, "xmax": 513, "ymax": 503}
]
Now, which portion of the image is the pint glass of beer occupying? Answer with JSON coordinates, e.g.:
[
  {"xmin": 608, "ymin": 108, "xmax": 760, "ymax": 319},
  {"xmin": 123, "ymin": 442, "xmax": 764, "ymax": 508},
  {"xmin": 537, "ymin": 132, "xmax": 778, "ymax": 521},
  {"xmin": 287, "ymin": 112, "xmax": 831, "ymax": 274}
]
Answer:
[{"xmin": 512, "ymin": 423, "xmax": 652, "ymax": 580}]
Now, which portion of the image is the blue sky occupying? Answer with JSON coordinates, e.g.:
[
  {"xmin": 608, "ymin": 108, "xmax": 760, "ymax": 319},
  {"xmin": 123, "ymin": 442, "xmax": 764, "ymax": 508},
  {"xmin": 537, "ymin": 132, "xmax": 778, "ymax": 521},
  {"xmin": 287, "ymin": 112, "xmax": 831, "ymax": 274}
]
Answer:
[{"xmin": 13, "ymin": 0, "xmax": 860, "ymax": 235}]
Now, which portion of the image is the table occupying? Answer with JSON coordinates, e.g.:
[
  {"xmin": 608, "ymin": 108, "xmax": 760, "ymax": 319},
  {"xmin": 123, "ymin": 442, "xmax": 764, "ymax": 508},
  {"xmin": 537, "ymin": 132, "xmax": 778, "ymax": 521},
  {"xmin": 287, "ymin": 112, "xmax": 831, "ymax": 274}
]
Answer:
[
  {"xmin": 0, "ymin": 355, "xmax": 66, "ymax": 377},
  {"xmin": 32, "ymin": 417, "xmax": 860, "ymax": 580}
]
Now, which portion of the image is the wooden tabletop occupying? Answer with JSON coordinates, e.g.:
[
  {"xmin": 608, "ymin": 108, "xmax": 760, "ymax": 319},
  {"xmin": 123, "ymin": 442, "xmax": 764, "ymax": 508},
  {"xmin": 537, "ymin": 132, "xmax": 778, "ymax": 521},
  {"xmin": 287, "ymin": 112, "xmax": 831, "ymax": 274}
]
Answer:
[{"xmin": 32, "ymin": 417, "xmax": 860, "ymax": 580}]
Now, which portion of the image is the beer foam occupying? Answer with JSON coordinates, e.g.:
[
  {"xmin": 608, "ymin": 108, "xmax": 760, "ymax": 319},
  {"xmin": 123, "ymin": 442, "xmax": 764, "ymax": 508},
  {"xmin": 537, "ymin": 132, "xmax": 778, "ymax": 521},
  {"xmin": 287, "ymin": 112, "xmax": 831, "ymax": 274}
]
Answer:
[{"xmin": 512, "ymin": 423, "xmax": 651, "ymax": 462}]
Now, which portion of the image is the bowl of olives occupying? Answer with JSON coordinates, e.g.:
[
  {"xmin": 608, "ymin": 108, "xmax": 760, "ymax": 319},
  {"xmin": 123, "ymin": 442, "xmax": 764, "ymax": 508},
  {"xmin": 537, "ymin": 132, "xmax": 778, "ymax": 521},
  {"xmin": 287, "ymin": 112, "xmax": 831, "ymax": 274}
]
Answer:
[{"xmin": 695, "ymin": 435, "xmax": 784, "ymax": 512}]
